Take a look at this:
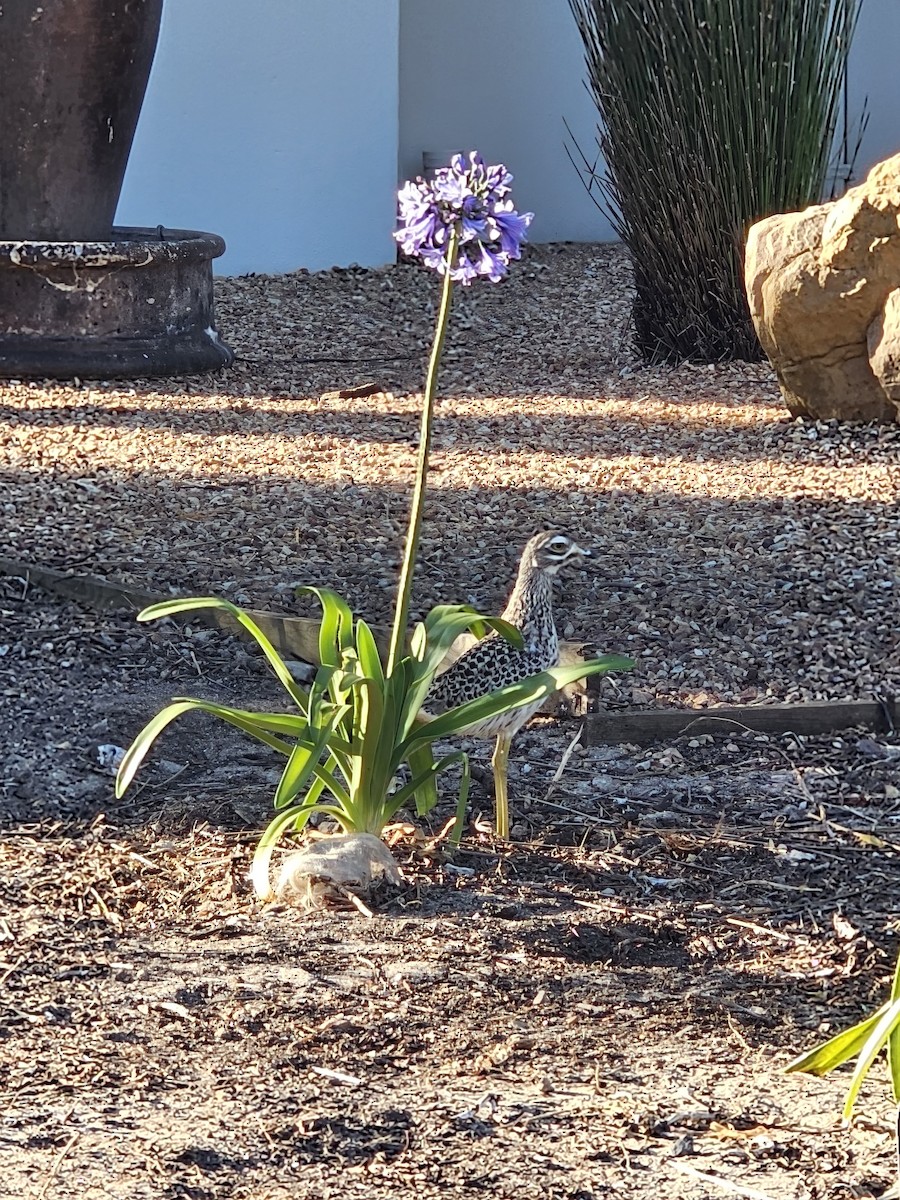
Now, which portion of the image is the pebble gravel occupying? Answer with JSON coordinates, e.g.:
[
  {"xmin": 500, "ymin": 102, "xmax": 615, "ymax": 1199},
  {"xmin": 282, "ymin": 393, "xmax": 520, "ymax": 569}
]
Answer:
[{"xmin": 1, "ymin": 243, "xmax": 898, "ymax": 708}]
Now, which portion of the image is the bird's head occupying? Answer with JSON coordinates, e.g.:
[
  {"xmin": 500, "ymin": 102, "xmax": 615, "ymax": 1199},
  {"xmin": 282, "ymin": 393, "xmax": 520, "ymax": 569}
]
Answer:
[{"xmin": 525, "ymin": 531, "xmax": 592, "ymax": 576}]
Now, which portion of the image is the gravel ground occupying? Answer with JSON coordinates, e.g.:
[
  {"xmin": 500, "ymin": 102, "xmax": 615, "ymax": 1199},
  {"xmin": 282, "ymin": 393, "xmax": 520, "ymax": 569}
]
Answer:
[
  {"xmin": 4, "ymin": 572, "xmax": 900, "ymax": 1199},
  {"xmin": 3, "ymin": 244, "xmax": 900, "ymax": 1198},
  {"xmin": 2, "ymin": 242, "xmax": 899, "ymax": 708}
]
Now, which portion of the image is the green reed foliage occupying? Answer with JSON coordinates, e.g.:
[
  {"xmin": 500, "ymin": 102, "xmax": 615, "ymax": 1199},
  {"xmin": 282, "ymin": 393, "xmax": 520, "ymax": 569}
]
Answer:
[{"xmin": 568, "ymin": 0, "xmax": 862, "ymax": 362}]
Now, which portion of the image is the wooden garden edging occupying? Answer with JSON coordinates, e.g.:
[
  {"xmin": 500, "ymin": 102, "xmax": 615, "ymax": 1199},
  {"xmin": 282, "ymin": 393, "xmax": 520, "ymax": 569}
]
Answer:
[
  {"xmin": 0, "ymin": 556, "xmax": 324, "ymax": 664},
  {"xmin": 582, "ymin": 698, "xmax": 897, "ymax": 746},
  {"xmin": 0, "ymin": 558, "xmax": 589, "ymax": 714},
  {"xmin": 4, "ymin": 557, "xmax": 895, "ymax": 744}
]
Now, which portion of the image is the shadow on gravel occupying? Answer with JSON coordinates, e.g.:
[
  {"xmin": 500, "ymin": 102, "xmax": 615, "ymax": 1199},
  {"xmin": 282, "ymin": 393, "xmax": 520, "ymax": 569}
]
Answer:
[{"xmin": 2, "ymin": 473, "xmax": 898, "ymax": 719}]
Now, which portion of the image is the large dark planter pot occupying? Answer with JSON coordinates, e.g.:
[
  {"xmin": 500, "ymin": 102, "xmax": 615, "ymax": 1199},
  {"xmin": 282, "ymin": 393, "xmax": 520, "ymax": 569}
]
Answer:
[
  {"xmin": 0, "ymin": 0, "xmax": 233, "ymax": 377},
  {"xmin": 0, "ymin": 0, "xmax": 163, "ymax": 241},
  {"xmin": 0, "ymin": 228, "xmax": 230, "ymax": 377}
]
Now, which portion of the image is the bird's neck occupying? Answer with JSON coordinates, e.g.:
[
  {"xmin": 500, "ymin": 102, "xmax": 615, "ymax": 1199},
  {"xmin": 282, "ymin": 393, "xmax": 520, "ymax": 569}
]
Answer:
[{"xmin": 501, "ymin": 563, "xmax": 558, "ymax": 658}]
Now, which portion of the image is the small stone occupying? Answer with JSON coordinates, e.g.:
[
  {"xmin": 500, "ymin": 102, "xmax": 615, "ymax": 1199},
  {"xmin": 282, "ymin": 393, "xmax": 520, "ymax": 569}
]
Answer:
[
  {"xmin": 156, "ymin": 759, "xmax": 185, "ymax": 778},
  {"xmin": 869, "ymin": 288, "xmax": 900, "ymax": 408},
  {"xmin": 95, "ymin": 743, "xmax": 126, "ymax": 773}
]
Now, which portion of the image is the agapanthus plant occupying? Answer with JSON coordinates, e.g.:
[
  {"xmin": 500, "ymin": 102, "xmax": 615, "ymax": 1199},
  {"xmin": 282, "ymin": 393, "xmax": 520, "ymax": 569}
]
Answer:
[{"xmin": 116, "ymin": 155, "xmax": 628, "ymax": 901}]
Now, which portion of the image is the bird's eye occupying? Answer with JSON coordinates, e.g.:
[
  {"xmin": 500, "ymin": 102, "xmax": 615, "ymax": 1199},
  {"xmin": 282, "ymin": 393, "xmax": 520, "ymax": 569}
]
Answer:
[{"xmin": 548, "ymin": 536, "xmax": 569, "ymax": 552}]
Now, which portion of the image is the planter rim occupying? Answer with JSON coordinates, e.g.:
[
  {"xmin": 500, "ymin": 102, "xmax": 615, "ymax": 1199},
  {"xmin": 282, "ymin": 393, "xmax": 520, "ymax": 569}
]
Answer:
[{"xmin": 0, "ymin": 226, "xmax": 227, "ymax": 269}]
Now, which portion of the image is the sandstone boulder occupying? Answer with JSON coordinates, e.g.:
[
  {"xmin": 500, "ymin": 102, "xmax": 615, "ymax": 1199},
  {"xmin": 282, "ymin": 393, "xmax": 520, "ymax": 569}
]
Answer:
[
  {"xmin": 868, "ymin": 287, "xmax": 900, "ymax": 405},
  {"xmin": 745, "ymin": 154, "xmax": 900, "ymax": 422}
]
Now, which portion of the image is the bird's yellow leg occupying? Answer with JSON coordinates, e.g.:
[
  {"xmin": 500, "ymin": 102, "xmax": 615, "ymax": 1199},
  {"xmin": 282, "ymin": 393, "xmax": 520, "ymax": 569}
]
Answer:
[{"xmin": 491, "ymin": 735, "xmax": 511, "ymax": 839}]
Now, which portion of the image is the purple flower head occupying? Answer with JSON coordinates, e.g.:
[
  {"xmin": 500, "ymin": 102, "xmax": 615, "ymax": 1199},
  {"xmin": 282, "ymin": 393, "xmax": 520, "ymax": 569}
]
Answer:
[{"xmin": 394, "ymin": 151, "xmax": 533, "ymax": 284}]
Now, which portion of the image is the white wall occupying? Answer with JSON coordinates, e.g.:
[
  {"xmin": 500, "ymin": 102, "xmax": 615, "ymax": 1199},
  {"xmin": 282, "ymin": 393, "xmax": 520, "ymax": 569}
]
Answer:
[
  {"xmin": 116, "ymin": 0, "xmax": 899, "ymax": 275},
  {"xmin": 399, "ymin": 0, "xmax": 613, "ymax": 246},
  {"xmin": 400, "ymin": 0, "xmax": 900, "ymax": 246},
  {"xmin": 848, "ymin": 0, "xmax": 900, "ymax": 180},
  {"xmin": 117, "ymin": 0, "xmax": 400, "ymax": 276}
]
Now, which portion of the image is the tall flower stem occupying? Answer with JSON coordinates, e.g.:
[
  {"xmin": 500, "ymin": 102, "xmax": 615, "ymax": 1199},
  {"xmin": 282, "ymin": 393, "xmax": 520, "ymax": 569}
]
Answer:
[{"xmin": 387, "ymin": 230, "xmax": 458, "ymax": 676}]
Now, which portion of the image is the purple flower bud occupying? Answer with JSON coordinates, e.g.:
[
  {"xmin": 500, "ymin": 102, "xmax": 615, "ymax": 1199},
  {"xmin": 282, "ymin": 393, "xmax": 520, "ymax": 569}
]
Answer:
[{"xmin": 394, "ymin": 151, "xmax": 533, "ymax": 284}]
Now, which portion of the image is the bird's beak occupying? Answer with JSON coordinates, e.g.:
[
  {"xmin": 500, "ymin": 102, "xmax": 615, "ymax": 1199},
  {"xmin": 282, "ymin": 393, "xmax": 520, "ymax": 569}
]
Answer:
[{"xmin": 574, "ymin": 544, "xmax": 593, "ymax": 559}]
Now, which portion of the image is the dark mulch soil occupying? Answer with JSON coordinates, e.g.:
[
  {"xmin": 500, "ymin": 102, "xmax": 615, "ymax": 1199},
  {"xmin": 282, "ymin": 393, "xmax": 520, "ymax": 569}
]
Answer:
[{"xmin": 2, "ymin": 578, "xmax": 900, "ymax": 1199}]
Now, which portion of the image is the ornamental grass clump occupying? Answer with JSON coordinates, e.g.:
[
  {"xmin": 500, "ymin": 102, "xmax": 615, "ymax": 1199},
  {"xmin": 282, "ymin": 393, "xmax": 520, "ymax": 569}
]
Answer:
[
  {"xmin": 116, "ymin": 153, "xmax": 632, "ymax": 901},
  {"xmin": 568, "ymin": 0, "xmax": 862, "ymax": 363}
]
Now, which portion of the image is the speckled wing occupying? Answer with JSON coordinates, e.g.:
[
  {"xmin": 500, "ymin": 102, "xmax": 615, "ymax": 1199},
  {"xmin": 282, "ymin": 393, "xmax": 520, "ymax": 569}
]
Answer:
[{"xmin": 426, "ymin": 635, "xmax": 552, "ymax": 713}]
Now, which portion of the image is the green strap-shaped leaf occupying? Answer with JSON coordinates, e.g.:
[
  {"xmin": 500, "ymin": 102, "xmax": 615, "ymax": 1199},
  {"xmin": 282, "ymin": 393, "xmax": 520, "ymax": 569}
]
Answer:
[
  {"xmin": 310, "ymin": 664, "xmax": 354, "ymax": 755},
  {"xmin": 350, "ymin": 676, "xmax": 387, "ymax": 830},
  {"xmin": 365, "ymin": 665, "xmax": 415, "ymax": 832},
  {"xmin": 403, "ymin": 655, "xmax": 634, "ymax": 748},
  {"xmin": 420, "ymin": 604, "xmax": 523, "ymax": 680},
  {"xmin": 297, "ymin": 586, "xmax": 354, "ymax": 668},
  {"xmin": 115, "ymin": 698, "xmax": 303, "ymax": 797},
  {"xmin": 137, "ymin": 596, "xmax": 308, "ymax": 711},
  {"xmin": 788, "ymin": 951, "xmax": 900, "ymax": 1111},
  {"xmin": 274, "ymin": 703, "xmax": 351, "ymax": 809},
  {"xmin": 188, "ymin": 706, "xmax": 308, "ymax": 738},
  {"xmin": 356, "ymin": 619, "xmax": 385, "ymax": 684},
  {"xmin": 840, "ymin": 997, "xmax": 900, "ymax": 1123},
  {"xmin": 387, "ymin": 748, "xmax": 467, "ymax": 814},
  {"xmin": 380, "ymin": 751, "xmax": 470, "ymax": 840},
  {"xmin": 399, "ymin": 606, "xmax": 523, "ymax": 738},
  {"xmin": 449, "ymin": 753, "xmax": 471, "ymax": 846},
  {"xmin": 410, "ymin": 622, "xmax": 428, "ymax": 663},
  {"xmin": 468, "ymin": 615, "xmax": 523, "ymax": 644},
  {"xmin": 400, "ymin": 670, "xmax": 439, "ymax": 742},
  {"xmin": 309, "ymin": 762, "xmax": 351, "ymax": 809},
  {"xmin": 888, "ymin": 954, "xmax": 900, "ymax": 1103},
  {"xmin": 786, "ymin": 1002, "xmax": 891, "ymax": 1077},
  {"xmin": 405, "ymin": 741, "xmax": 440, "ymax": 815}
]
